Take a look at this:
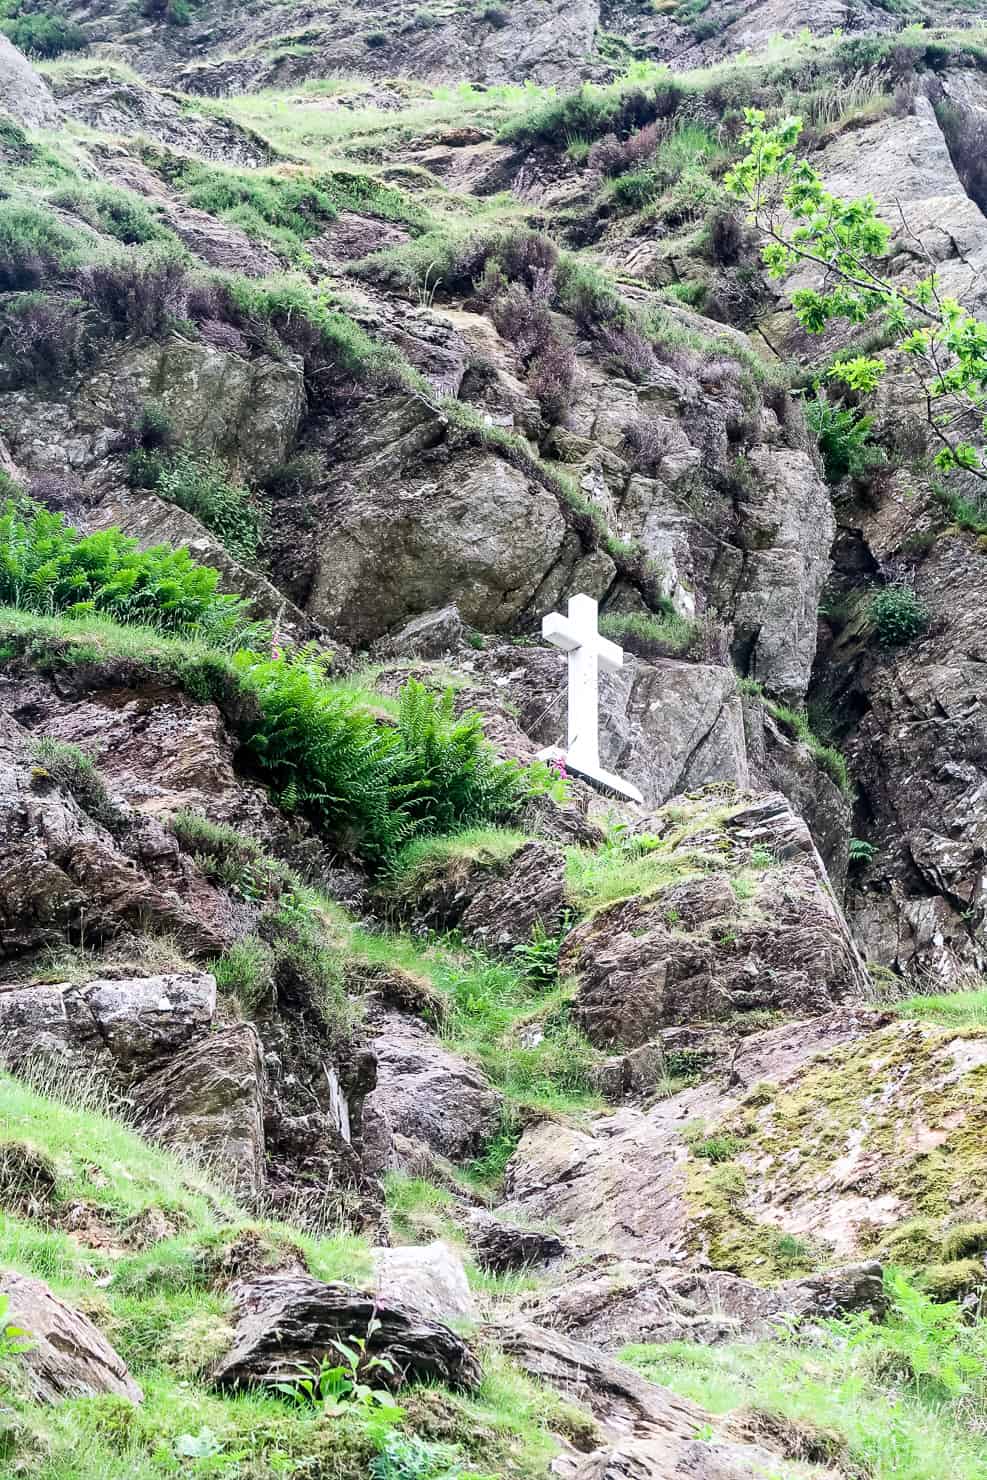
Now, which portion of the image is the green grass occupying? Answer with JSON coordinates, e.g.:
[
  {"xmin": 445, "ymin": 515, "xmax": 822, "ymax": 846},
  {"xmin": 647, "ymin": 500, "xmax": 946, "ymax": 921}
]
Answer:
[
  {"xmin": 349, "ymin": 924, "xmax": 604, "ymax": 1117},
  {"xmin": 564, "ymin": 836, "xmax": 704, "ymax": 913},
  {"xmin": 0, "ymin": 1071, "xmax": 238, "ymax": 1236},
  {"xmin": 892, "ymin": 991, "xmax": 987, "ymax": 1029},
  {"xmin": 622, "ymin": 1272, "xmax": 987, "ymax": 1480},
  {"xmin": 386, "ymin": 828, "xmax": 529, "ymax": 894}
]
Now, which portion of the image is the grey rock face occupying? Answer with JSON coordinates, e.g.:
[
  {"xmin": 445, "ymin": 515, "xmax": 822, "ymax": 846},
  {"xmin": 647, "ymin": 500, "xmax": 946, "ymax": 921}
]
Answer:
[
  {"xmin": 212, "ymin": 1274, "xmax": 482, "ymax": 1391},
  {"xmin": 517, "ymin": 1257, "xmax": 886, "ymax": 1350},
  {"xmin": 307, "ymin": 447, "xmax": 569, "ymax": 645},
  {"xmin": 0, "ymin": 1272, "xmax": 141, "ymax": 1404},
  {"xmin": 136, "ymin": 1024, "xmax": 266, "ymax": 1194},
  {"xmin": 365, "ymin": 1010, "xmax": 502, "ymax": 1164},
  {"xmin": 373, "ymin": 605, "xmax": 466, "ymax": 660},
  {"xmin": 499, "ymin": 1008, "xmax": 891, "ymax": 1263},
  {"xmin": 0, "ymin": 711, "xmax": 229, "ymax": 960},
  {"xmin": 0, "ymin": 34, "xmax": 59, "ymax": 129},
  {"xmin": 0, "ymin": 335, "xmax": 304, "ymax": 484},
  {"xmin": 0, "ymin": 971, "xmax": 215, "ymax": 1066}
]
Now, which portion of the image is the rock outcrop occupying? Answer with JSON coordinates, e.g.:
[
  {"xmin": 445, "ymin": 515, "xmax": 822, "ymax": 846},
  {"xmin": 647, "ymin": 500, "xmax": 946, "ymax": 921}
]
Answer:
[
  {"xmin": 212, "ymin": 1274, "xmax": 483, "ymax": 1391},
  {"xmin": 0, "ymin": 1272, "xmax": 141, "ymax": 1404}
]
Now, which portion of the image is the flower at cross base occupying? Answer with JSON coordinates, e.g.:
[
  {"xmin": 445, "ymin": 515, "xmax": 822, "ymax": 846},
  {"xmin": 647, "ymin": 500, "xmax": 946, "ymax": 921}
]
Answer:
[{"xmin": 550, "ymin": 756, "xmax": 568, "ymax": 778}]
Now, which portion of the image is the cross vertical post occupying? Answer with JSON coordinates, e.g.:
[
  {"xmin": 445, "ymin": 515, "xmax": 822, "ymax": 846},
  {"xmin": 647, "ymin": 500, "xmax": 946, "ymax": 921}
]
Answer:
[{"xmin": 538, "ymin": 593, "xmax": 644, "ymax": 805}]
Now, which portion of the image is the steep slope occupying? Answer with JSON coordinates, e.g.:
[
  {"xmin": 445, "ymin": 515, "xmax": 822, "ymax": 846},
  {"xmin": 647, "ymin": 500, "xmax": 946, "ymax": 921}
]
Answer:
[{"xmin": 2, "ymin": 9, "xmax": 987, "ymax": 1480}]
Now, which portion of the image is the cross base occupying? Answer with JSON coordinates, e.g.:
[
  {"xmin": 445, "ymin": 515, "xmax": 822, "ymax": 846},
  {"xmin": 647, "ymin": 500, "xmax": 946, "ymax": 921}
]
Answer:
[{"xmin": 536, "ymin": 747, "xmax": 644, "ymax": 806}]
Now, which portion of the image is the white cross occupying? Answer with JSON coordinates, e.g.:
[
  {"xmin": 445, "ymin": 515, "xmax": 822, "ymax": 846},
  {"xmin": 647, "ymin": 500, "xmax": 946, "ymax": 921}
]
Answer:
[{"xmin": 537, "ymin": 593, "xmax": 643, "ymax": 804}]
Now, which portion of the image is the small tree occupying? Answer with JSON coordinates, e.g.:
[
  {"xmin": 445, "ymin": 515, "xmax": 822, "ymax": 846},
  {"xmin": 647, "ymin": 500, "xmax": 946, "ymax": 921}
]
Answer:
[{"xmin": 725, "ymin": 110, "xmax": 987, "ymax": 483}]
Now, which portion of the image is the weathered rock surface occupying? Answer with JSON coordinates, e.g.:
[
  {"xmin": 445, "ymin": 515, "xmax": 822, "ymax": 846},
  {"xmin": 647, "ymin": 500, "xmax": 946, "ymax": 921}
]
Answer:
[
  {"xmin": 0, "ymin": 34, "xmax": 59, "ymax": 129},
  {"xmin": 136, "ymin": 1023, "xmax": 266, "ymax": 1194},
  {"xmin": 467, "ymin": 1209, "xmax": 567, "ymax": 1273},
  {"xmin": 498, "ymin": 1008, "xmax": 897, "ymax": 1267},
  {"xmin": 372, "ymin": 1240, "xmax": 477, "ymax": 1322},
  {"xmin": 501, "ymin": 1008, "xmax": 987, "ymax": 1275},
  {"xmin": 364, "ymin": 1009, "xmax": 502, "ymax": 1165},
  {"xmin": 212, "ymin": 1275, "xmax": 482, "ymax": 1391},
  {"xmin": 407, "ymin": 836, "xmax": 568, "ymax": 953},
  {"xmin": 0, "ymin": 711, "xmax": 230, "ymax": 959},
  {"xmin": 518, "ymin": 1257, "xmax": 886, "ymax": 1349},
  {"xmin": 0, "ymin": 1272, "xmax": 141, "ymax": 1404},
  {"xmin": 490, "ymin": 1322, "xmax": 821, "ymax": 1478},
  {"xmin": 564, "ymin": 792, "xmax": 867, "ymax": 1049},
  {"xmin": 0, "ymin": 335, "xmax": 304, "ymax": 485}
]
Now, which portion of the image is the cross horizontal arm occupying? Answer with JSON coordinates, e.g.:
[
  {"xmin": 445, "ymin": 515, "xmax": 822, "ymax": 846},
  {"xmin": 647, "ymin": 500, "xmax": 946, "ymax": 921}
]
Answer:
[
  {"xmin": 597, "ymin": 636, "xmax": 623, "ymax": 673},
  {"xmin": 542, "ymin": 612, "xmax": 581, "ymax": 651}
]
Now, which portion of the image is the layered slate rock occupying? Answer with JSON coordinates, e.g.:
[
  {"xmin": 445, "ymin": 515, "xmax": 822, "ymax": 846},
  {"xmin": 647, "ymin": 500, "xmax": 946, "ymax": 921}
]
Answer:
[
  {"xmin": 467, "ymin": 1210, "xmax": 566, "ymax": 1274},
  {"xmin": 518, "ymin": 1257, "xmax": 886, "ymax": 1349},
  {"xmin": 404, "ymin": 836, "xmax": 568, "ymax": 953},
  {"xmin": 364, "ymin": 1009, "xmax": 502, "ymax": 1165},
  {"xmin": 212, "ymin": 1275, "xmax": 482, "ymax": 1391},
  {"xmin": 136, "ymin": 1023, "xmax": 266, "ymax": 1195},
  {"xmin": 499, "ymin": 1009, "xmax": 895, "ymax": 1267},
  {"xmin": 0, "ymin": 711, "xmax": 230, "ymax": 959},
  {"xmin": 0, "ymin": 1272, "xmax": 141, "ymax": 1404},
  {"xmin": 565, "ymin": 792, "xmax": 868, "ymax": 1049},
  {"xmin": 489, "ymin": 1323, "xmax": 811, "ymax": 1478}
]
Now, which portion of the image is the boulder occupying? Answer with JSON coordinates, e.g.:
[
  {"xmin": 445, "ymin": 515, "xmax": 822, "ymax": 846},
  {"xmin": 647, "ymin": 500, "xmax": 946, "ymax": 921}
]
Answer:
[
  {"xmin": 372, "ymin": 1240, "xmax": 477, "ymax": 1322},
  {"xmin": 307, "ymin": 444, "xmax": 570, "ymax": 645},
  {"xmin": 0, "ymin": 34, "xmax": 60, "ymax": 129},
  {"xmin": 0, "ymin": 1272, "xmax": 141, "ymax": 1405},
  {"xmin": 466, "ymin": 1210, "xmax": 566, "ymax": 1273},
  {"xmin": 212, "ymin": 1274, "xmax": 482, "ymax": 1391},
  {"xmin": 365, "ymin": 1010, "xmax": 502, "ymax": 1164},
  {"xmin": 564, "ymin": 792, "xmax": 868, "ymax": 1049},
  {"xmin": 373, "ymin": 605, "xmax": 465, "ymax": 660},
  {"xmin": 136, "ymin": 1024, "xmax": 266, "ymax": 1195}
]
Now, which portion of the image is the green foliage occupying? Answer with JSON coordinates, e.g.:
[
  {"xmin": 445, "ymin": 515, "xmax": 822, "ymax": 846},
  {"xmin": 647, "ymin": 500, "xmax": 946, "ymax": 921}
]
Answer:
[
  {"xmin": 869, "ymin": 585, "xmax": 930, "ymax": 647},
  {"xmin": 726, "ymin": 108, "xmax": 987, "ymax": 485},
  {"xmin": 169, "ymin": 811, "xmax": 296, "ymax": 900},
  {"xmin": 623, "ymin": 1271, "xmax": 987, "ymax": 1480},
  {"xmin": 138, "ymin": 450, "xmax": 266, "ymax": 564},
  {"xmin": 0, "ymin": 8, "xmax": 87, "ymax": 56},
  {"xmin": 0, "ymin": 201, "xmax": 81, "ymax": 290},
  {"xmin": 274, "ymin": 1319, "xmax": 404, "ymax": 1435},
  {"xmin": 0, "ymin": 1291, "xmax": 31, "ymax": 1363},
  {"xmin": 167, "ymin": 159, "xmax": 340, "ymax": 257},
  {"xmin": 756, "ymin": 695, "xmax": 852, "ymax": 795},
  {"xmin": 804, "ymin": 390, "xmax": 885, "ymax": 485},
  {"xmin": 0, "ymin": 498, "xmax": 261, "ymax": 648},
  {"xmin": 50, "ymin": 183, "xmax": 173, "ymax": 246},
  {"xmin": 848, "ymin": 836, "xmax": 876, "ymax": 866},
  {"xmin": 30, "ymin": 736, "xmax": 123, "ymax": 831},
  {"xmin": 512, "ymin": 919, "xmax": 567, "ymax": 989},
  {"xmin": 235, "ymin": 661, "xmax": 525, "ymax": 866}
]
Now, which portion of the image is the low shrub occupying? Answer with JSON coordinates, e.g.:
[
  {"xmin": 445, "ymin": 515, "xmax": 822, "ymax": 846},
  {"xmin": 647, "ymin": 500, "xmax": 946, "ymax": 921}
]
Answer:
[
  {"xmin": 805, "ymin": 391, "xmax": 886, "ymax": 485},
  {"xmin": 869, "ymin": 585, "xmax": 930, "ymax": 648},
  {"xmin": 51, "ymin": 184, "xmax": 173, "ymax": 247},
  {"xmin": 0, "ymin": 290, "xmax": 91, "ymax": 384},
  {"xmin": 147, "ymin": 450, "xmax": 266, "ymax": 565},
  {"xmin": 0, "ymin": 203, "xmax": 81, "ymax": 291},
  {"xmin": 30, "ymin": 736, "xmax": 123, "ymax": 830},
  {"xmin": 0, "ymin": 9, "xmax": 87, "ymax": 56},
  {"xmin": 599, "ymin": 608, "xmax": 697, "ymax": 659}
]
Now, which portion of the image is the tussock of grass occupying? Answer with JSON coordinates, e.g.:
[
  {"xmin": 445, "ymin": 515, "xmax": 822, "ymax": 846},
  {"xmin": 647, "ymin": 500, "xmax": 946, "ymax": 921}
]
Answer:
[
  {"xmin": 564, "ymin": 837, "xmax": 703, "ymax": 913},
  {"xmin": 386, "ymin": 827, "xmax": 528, "ymax": 893}
]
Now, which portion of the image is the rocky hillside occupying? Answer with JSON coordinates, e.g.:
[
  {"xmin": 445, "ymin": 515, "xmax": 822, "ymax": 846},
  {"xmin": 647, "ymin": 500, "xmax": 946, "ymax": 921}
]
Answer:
[{"xmin": 2, "ymin": 2, "xmax": 987, "ymax": 1477}]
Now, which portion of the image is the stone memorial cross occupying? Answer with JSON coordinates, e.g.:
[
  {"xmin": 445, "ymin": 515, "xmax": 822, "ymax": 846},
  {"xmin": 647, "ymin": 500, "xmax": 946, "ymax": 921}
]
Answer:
[{"xmin": 537, "ymin": 593, "xmax": 644, "ymax": 804}]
